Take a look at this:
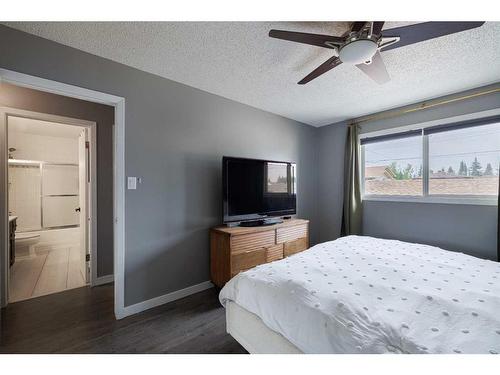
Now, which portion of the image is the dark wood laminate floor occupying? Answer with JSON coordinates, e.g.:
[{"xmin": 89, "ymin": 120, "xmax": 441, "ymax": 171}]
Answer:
[{"xmin": 0, "ymin": 284, "xmax": 247, "ymax": 354}]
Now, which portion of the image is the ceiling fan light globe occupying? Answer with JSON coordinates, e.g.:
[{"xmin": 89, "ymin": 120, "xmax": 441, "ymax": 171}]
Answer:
[{"xmin": 339, "ymin": 39, "xmax": 378, "ymax": 65}]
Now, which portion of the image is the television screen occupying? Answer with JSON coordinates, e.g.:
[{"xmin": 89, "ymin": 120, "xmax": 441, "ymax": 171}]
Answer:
[{"xmin": 223, "ymin": 157, "xmax": 296, "ymax": 223}]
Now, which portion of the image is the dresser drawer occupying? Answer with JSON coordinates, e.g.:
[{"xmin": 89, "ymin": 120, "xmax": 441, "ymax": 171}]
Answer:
[
  {"xmin": 276, "ymin": 224, "xmax": 308, "ymax": 244},
  {"xmin": 284, "ymin": 237, "xmax": 308, "ymax": 257},
  {"xmin": 231, "ymin": 231, "xmax": 275, "ymax": 253},
  {"xmin": 210, "ymin": 219, "xmax": 309, "ymax": 287},
  {"xmin": 266, "ymin": 244, "xmax": 284, "ymax": 262},
  {"xmin": 231, "ymin": 248, "xmax": 267, "ymax": 274}
]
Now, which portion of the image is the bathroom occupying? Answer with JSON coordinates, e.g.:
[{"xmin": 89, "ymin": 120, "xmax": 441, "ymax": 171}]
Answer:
[{"xmin": 7, "ymin": 115, "xmax": 89, "ymax": 302}]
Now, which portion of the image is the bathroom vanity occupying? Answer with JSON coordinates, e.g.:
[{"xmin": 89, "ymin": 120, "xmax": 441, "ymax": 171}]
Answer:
[{"xmin": 9, "ymin": 216, "xmax": 17, "ymax": 267}]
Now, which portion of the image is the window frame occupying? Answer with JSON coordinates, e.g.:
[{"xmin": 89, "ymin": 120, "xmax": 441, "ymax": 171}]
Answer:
[{"xmin": 360, "ymin": 113, "xmax": 500, "ymax": 206}]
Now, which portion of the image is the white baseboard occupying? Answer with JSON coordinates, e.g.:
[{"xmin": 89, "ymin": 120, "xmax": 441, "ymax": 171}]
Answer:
[
  {"xmin": 119, "ymin": 280, "xmax": 214, "ymax": 319},
  {"xmin": 93, "ymin": 274, "xmax": 114, "ymax": 286}
]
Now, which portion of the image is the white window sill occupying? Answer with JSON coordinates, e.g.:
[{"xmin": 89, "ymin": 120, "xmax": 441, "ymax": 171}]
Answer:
[{"xmin": 362, "ymin": 195, "xmax": 498, "ymax": 206}]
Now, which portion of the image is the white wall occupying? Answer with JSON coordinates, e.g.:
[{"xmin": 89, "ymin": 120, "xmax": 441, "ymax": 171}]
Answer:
[
  {"xmin": 8, "ymin": 164, "xmax": 41, "ymax": 231},
  {"xmin": 8, "ymin": 131, "xmax": 78, "ymax": 163}
]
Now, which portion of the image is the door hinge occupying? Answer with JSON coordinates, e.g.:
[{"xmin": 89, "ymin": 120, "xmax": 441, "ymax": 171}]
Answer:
[
  {"xmin": 86, "ymin": 254, "xmax": 90, "ymax": 262},
  {"xmin": 85, "ymin": 141, "xmax": 90, "ymax": 149}
]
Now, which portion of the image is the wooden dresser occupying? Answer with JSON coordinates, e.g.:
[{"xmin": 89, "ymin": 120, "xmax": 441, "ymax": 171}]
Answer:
[{"xmin": 210, "ymin": 218, "xmax": 309, "ymax": 287}]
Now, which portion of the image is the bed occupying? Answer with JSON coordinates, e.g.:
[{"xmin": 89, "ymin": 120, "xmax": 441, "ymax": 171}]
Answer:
[{"xmin": 219, "ymin": 235, "xmax": 500, "ymax": 354}]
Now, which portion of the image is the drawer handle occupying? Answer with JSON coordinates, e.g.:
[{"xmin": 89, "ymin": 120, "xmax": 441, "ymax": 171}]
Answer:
[{"xmin": 241, "ymin": 249, "xmax": 265, "ymax": 254}]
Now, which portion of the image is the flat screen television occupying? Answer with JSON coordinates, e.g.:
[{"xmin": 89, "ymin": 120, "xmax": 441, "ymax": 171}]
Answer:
[{"xmin": 222, "ymin": 156, "xmax": 296, "ymax": 224}]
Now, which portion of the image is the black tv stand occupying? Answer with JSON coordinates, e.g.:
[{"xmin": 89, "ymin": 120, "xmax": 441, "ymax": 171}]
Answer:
[{"xmin": 239, "ymin": 218, "xmax": 284, "ymax": 227}]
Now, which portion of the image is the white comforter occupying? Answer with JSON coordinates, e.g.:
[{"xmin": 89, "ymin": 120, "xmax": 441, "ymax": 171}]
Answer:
[{"xmin": 219, "ymin": 235, "xmax": 500, "ymax": 354}]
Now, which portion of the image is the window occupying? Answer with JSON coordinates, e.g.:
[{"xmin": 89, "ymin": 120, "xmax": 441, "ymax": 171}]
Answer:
[
  {"xmin": 364, "ymin": 135, "xmax": 422, "ymax": 196},
  {"xmin": 428, "ymin": 123, "xmax": 500, "ymax": 196},
  {"xmin": 361, "ymin": 116, "xmax": 500, "ymax": 203}
]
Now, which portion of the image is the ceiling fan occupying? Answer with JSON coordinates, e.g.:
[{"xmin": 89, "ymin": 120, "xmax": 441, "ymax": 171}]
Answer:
[{"xmin": 269, "ymin": 21, "xmax": 485, "ymax": 85}]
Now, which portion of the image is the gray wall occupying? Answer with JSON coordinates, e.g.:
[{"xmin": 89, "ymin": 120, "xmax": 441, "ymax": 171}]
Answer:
[
  {"xmin": 0, "ymin": 83, "xmax": 114, "ymax": 277},
  {"xmin": 357, "ymin": 83, "xmax": 500, "ymax": 135},
  {"xmin": 0, "ymin": 25, "xmax": 318, "ymax": 306},
  {"xmin": 317, "ymin": 87, "xmax": 499, "ymax": 261},
  {"xmin": 316, "ymin": 122, "xmax": 347, "ymax": 243},
  {"xmin": 363, "ymin": 201, "xmax": 497, "ymax": 260}
]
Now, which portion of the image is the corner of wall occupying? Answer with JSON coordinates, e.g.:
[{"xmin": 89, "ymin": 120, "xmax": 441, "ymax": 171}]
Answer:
[{"xmin": 315, "ymin": 121, "xmax": 348, "ymax": 244}]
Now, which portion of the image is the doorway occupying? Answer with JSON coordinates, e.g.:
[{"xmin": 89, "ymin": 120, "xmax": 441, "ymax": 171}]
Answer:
[
  {"xmin": 0, "ymin": 68, "xmax": 125, "ymax": 319},
  {"xmin": 1, "ymin": 108, "xmax": 97, "ymax": 304}
]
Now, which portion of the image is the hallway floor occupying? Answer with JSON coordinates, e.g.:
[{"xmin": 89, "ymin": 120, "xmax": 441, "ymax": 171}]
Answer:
[{"xmin": 9, "ymin": 246, "xmax": 86, "ymax": 302}]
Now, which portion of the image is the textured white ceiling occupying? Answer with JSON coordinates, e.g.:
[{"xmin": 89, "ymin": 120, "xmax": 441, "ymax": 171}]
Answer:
[{"xmin": 4, "ymin": 22, "xmax": 500, "ymax": 126}]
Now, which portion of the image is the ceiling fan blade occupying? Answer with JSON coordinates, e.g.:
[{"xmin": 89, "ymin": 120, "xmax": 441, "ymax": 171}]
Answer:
[
  {"xmin": 298, "ymin": 56, "xmax": 342, "ymax": 85},
  {"xmin": 356, "ymin": 51, "xmax": 390, "ymax": 84},
  {"xmin": 372, "ymin": 21, "xmax": 385, "ymax": 36},
  {"xmin": 351, "ymin": 22, "xmax": 367, "ymax": 33},
  {"xmin": 381, "ymin": 21, "xmax": 485, "ymax": 51},
  {"xmin": 269, "ymin": 29, "xmax": 344, "ymax": 49}
]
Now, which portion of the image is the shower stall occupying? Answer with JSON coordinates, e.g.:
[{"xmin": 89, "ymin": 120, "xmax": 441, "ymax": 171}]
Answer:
[{"xmin": 8, "ymin": 160, "xmax": 80, "ymax": 249}]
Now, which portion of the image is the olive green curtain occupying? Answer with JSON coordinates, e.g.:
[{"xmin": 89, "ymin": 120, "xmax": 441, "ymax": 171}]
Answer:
[{"xmin": 341, "ymin": 123, "xmax": 362, "ymax": 236}]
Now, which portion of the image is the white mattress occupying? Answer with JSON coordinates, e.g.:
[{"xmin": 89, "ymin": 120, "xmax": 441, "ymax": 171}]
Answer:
[
  {"xmin": 220, "ymin": 235, "xmax": 500, "ymax": 354},
  {"xmin": 226, "ymin": 301, "xmax": 302, "ymax": 354}
]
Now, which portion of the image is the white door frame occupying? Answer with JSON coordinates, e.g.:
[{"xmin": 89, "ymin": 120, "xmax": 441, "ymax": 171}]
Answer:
[
  {"xmin": 0, "ymin": 68, "xmax": 126, "ymax": 319},
  {"xmin": 0, "ymin": 107, "xmax": 97, "ymax": 300}
]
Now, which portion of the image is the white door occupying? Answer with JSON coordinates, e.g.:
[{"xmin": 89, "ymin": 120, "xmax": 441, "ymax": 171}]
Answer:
[{"xmin": 78, "ymin": 129, "xmax": 90, "ymax": 283}]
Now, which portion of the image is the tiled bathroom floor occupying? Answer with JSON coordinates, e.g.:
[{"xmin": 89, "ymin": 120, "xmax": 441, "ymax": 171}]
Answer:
[{"xmin": 9, "ymin": 246, "xmax": 87, "ymax": 303}]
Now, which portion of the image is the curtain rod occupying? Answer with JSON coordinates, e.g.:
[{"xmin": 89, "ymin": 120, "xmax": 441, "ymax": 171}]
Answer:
[{"xmin": 353, "ymin": 86, "xmax": 500, "ymax": 125}]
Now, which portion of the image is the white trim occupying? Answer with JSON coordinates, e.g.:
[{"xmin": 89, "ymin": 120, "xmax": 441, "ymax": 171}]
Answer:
[
  {"xmin": 119, "ymin": 281, "xmax": 214, "ymax": 319},
  {"xmin": 0, "ymin": 69, "xmax": 126, "ymax": 319},
  {"xmin": 114, "ymin": 99, "xmax": 125, "ymax": 319},
  {"xmin": 359, "ymin": 136, "xmax": 366, "ymax": 195},
  {"xmin": 89, "ymin": 124, "xmax": 98, "ymax": 286},
  {"xmin": 0, "ymin": 110, "xmax": 7, "ymax": 308},
  {"xmin": 422, "ymin": 132, "xmax": 429, "ymax": 195},
  {"xmin": 0, "ymin": 69, "xmax": 123, "ymax": 106},
  {"xmin": 0, "ymin": 107, "xmax": 98, "ymax": 306},
  {"xmin": 363, "ymin": 195, "xmax": 497, "ymax": 206},
  {"xmin": 93, "ymin": 274, "xmax": 114, "ymax": 286}
]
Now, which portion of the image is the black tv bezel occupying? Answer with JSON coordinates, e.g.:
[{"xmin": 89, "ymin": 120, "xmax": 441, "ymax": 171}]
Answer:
[{"xmin": 222, "ymin": 156, "xmax": 297, "ymax": 224}]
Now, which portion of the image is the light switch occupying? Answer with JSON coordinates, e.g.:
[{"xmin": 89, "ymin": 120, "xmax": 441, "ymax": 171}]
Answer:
[{"xmin": 127, "ymin": 177, "xmax": 137, "ymax": 190}]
